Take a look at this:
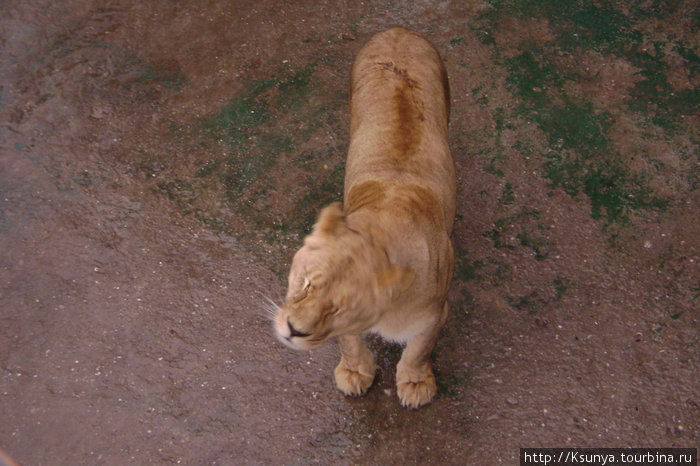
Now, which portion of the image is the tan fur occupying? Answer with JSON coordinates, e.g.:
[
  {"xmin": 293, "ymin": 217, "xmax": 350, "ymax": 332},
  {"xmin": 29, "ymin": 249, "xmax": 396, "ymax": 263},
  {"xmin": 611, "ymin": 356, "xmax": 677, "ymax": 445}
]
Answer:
[{"xmin": 274, "ymin": 27, "xmax": 455, "ymax": 409}]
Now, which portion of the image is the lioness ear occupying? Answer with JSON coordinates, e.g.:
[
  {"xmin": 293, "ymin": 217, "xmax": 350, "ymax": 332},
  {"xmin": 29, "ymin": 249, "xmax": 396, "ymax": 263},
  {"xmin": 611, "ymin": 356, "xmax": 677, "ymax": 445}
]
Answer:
[
  {"xmin": 375, "ymin": 266, "xmax": 415, "ymax": 299},
  {"xmin": 313, "ymin": 202, "xmax": 345, "ymax": 237}
]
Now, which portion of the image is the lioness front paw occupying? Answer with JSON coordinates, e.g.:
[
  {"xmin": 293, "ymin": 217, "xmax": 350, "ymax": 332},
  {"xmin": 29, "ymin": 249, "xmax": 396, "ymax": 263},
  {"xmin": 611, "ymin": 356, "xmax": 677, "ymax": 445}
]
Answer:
[
  {"xmin": 397, "ymin": 372, "xmax": 437, "ymax": 409},
  {"xmin": 334, "ymin": 361, "xmax": 376, "ymax": 397}
]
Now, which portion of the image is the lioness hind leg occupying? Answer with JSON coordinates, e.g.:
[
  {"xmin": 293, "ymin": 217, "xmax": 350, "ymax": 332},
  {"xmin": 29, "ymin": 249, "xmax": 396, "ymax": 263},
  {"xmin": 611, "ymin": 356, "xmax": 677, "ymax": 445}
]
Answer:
[
  {"xmin": 396, "ymin": 303, "xmax": 448, "ymax": 409},
  {"xmin": 334, "ymin": 334, "xmax": 377, "ymax": 397}
]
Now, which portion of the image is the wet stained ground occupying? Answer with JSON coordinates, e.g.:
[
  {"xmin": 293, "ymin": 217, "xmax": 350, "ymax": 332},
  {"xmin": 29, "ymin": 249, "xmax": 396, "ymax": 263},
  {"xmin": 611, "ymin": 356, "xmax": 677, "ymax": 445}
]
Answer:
[{"xmin": 1, "ymin": 1, "xmax": 698, "ymax": 464}]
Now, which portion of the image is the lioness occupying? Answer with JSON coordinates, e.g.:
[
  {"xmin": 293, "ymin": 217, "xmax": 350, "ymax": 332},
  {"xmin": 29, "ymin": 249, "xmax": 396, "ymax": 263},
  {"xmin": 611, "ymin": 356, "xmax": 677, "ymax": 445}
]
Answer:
[{"xmin": 274, "ymin": 27, "xmax": 455, "ymax": 409}]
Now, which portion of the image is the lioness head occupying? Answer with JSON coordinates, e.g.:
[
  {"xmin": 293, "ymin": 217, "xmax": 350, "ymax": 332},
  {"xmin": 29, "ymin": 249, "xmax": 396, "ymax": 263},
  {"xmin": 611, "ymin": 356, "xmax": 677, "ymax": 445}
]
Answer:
[{"xmin": 274, "ymin": 202, "xmax": 413, "ymax": 350}]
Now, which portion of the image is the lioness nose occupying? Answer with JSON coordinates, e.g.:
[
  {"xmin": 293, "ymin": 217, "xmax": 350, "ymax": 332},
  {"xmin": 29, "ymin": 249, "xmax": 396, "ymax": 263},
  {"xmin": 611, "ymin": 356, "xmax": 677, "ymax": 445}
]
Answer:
[{"xmin": 287, "ymin": 319, "xmax": 311, "ymax": 338}]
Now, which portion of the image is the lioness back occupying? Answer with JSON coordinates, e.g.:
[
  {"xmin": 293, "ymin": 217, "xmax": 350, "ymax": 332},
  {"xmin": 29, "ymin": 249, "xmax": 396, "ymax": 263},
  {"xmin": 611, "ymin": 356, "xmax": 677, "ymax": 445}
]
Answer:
[{"xmin": 345, "ymin": 27, "xmax": 455, "ymax": 233}]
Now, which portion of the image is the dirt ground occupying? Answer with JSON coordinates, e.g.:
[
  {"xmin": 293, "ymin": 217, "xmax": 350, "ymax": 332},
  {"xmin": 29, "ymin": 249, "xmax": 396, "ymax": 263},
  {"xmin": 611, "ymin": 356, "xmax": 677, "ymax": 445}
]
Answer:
[{"xmin": 1, "ymin": 1, "xmax": 698, "ymax": 464}]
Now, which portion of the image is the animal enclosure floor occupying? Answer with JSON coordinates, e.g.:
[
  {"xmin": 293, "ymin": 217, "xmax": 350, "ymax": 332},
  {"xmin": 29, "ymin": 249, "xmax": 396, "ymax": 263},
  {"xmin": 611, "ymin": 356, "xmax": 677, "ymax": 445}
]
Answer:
[{"xmin": 1, "ymin": 1, "xmax": 697, "ymax": 463}]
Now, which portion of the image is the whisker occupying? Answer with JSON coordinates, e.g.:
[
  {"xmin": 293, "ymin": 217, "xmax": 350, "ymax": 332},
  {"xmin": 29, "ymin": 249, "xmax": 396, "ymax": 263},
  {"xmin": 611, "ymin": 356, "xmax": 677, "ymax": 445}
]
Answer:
[
  {"xmin": 256, "ymin": 289, "xmax": 283, "ymax": 305},
  {"xmin": 257, "ymin": 291, "xmax": 283, "ymax": 322}
]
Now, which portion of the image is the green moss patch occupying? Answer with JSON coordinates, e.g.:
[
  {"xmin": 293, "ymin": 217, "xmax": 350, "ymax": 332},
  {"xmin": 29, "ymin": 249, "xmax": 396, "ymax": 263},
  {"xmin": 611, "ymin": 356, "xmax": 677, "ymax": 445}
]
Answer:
[
  {"xmin": 152, "ymin": 62, "xmax": 348, "ymax": 274},
  {"xmin": 503, "ymin": 48, "xmax": 671, "ymax": 223},
  {"xmin": 477, "ymin": 1, "xmax": 695, "ymax": 225}
]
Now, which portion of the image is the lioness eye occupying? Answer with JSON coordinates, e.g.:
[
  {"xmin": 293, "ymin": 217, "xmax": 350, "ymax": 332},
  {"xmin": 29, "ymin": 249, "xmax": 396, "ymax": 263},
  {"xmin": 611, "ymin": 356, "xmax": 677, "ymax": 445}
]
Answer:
[{"xmin": 292, "ymin": 278, "xmax": 312, "ymax": 303}]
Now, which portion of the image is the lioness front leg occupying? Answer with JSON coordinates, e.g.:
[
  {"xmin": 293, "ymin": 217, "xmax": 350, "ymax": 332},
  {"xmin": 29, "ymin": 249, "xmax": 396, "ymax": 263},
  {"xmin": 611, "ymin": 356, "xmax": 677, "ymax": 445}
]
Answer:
[
  {"xmin": 334, "ymin": 334, "xmax": 377, "ymax": 397},
  {"xmin": 396, "ymin": 303, "xmax": 448, "ymax": 408}
]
